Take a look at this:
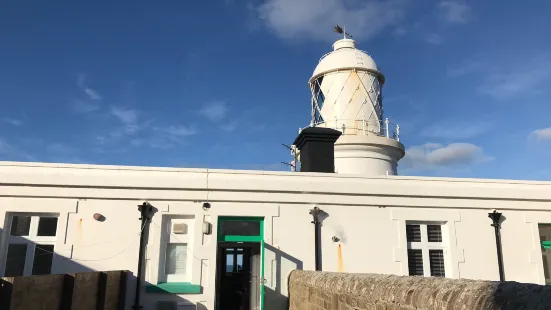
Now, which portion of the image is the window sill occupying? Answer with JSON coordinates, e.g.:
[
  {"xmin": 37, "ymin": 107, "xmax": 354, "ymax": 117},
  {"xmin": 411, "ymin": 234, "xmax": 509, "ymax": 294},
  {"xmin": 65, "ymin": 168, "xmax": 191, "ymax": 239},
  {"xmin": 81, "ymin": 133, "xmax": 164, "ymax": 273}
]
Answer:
[{"xmin": 145, "ymin": 282, "xmax": 202, "ymax": 294}]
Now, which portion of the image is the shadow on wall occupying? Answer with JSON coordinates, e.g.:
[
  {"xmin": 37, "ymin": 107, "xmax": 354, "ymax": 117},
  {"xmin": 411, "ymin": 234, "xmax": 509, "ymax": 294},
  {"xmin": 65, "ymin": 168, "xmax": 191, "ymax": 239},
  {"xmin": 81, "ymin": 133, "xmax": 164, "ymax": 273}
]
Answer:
[
  {"xmin": 264, "ymin": 243, "xmax": 303, "ymax": 310},
  {"xmin": 0, "ymin": 211, "xmax": 194, "ymax": 310}
]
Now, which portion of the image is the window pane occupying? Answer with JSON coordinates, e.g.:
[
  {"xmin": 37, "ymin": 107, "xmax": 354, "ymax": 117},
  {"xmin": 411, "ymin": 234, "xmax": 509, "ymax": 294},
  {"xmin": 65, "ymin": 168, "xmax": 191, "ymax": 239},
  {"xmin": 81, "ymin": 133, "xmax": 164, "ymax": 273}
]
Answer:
[
  {"xmin": 165, "ymin": 243, "xmax": 187, "ymax": 275},
  {"xmin": 37, "ymin": 217, "xmax": 58, "ymax": 237},
  {"xmin": 226, "ymin": 254, "xmax": 234, "ymax": 273},
  {"xmin": 5, "ymin": 244, "xmax": 27, "ymax": 276},
  {"xmin": 10, "ymin": 216, "xmax": 31, "ymax": 236},
  {"xmin": 429, "ymin": 249, "xmax": 446, "ymax": 277},
  {"xmin": 220, "ymin": 220, "xmax": 260, "ymax": 237},
  {"xmin": 236, "ymin": 254, "xmax": 244, "ymax": 273},
  {"xmin": 32, "ymin": 244, "xmax": 54, "ymax": 275},
  {"xmin": 427, "ymin": 225, "xmax": 442, "ymax": 242},
  {"xmin": 406, "ymin": 225, "xmax": 421, "ymax": 242},
  {"xmin": 407, "ymin": 249, "xmax": 423, "ymax": 276}
]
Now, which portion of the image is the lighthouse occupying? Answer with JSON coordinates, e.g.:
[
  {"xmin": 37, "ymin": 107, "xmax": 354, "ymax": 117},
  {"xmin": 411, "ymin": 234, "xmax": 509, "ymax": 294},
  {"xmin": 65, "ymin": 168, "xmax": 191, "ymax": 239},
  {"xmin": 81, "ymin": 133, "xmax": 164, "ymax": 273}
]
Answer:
[{"xmin": 304, "ymin": 28, "xmax": 405, "ymax": 175}]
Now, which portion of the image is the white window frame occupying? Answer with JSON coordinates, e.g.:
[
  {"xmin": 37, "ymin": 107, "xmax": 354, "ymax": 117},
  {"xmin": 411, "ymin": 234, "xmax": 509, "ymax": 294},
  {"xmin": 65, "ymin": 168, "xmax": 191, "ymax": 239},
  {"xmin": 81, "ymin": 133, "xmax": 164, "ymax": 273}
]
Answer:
[
  {"xmin": 406, "ymin": 222, "xmax": 450, "ymax": 278},
  {"xmin": 159, "ymin": 217, "xmax": 194, "ymax": 283},
  {"xmin": 2, "ymin": 213, "xmax": 59, "ymax": 277}
]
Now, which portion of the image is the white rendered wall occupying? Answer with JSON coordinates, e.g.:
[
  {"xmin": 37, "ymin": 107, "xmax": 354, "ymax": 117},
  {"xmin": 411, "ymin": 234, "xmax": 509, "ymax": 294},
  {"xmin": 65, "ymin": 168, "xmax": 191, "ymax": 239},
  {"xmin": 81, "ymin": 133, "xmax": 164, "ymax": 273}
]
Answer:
[
  {"xmin": 334, "ymin": 135, "xmax": 404, "ymax": 175},
  {"xmin": 1, "ymin": 162, "xmax": 551, "ymax": 309}
]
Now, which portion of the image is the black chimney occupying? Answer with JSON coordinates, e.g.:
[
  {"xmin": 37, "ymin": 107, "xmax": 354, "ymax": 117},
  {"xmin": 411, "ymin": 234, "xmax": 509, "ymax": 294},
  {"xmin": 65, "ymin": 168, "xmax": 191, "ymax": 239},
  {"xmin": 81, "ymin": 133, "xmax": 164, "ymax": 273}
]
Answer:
[{"xmin": 293, "ymin": 127, "xmax": 342, "ymax": 173}]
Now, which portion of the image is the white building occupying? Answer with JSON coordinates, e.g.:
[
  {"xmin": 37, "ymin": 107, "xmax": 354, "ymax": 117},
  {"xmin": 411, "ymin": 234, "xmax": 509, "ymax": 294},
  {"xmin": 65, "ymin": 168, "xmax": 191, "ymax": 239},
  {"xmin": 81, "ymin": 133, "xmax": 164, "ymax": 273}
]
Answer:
[{"xmin": 1, "ymin": 34, "xmax": 550, "ymax": 310}]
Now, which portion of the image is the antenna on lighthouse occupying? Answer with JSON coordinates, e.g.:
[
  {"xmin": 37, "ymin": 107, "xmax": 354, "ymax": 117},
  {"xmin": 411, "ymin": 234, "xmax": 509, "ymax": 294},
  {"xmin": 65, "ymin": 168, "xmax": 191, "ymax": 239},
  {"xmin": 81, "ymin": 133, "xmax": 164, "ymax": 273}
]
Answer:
[{"xmin": 333, "ymin": 24, "xmax": 353, "ymax": 39}]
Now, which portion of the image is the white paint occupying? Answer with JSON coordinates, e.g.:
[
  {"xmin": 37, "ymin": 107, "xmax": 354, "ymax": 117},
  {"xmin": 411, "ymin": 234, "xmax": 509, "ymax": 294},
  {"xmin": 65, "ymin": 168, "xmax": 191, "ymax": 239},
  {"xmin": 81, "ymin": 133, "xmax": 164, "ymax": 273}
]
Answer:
[
  {"xmin": 0, "ymin": 162, "xmax": 550, "ymax": 309},
  {"xmin": 307, "ymin": 38, "xmax": 404, "ymax": 176},
  {"xmin": 334, "ymin": 135, "xmax": 404, "ymax": 175}
]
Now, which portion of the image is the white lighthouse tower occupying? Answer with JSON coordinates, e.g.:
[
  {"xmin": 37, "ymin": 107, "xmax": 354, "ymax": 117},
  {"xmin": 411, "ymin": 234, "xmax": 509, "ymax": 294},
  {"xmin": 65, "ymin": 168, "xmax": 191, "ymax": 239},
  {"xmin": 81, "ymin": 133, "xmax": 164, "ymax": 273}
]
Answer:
[{"xmin": 305, "ymin": 27, "xmax": 405, "ymax": 175}]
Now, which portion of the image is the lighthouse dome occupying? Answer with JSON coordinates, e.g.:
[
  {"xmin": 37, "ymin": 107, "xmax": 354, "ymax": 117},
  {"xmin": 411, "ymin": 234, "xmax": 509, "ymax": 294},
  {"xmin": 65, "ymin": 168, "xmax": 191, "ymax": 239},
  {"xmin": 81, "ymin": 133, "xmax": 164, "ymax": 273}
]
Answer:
[{"xmin": 310, "ymin": 39, "xmax": 384, "ymax": 84}]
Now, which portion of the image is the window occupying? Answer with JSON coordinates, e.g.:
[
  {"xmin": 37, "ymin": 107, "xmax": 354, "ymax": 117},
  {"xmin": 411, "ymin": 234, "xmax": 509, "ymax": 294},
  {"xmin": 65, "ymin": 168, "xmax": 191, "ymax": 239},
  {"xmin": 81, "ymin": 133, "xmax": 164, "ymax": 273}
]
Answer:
[
  {"xmin": 2, "ymin": 214, "xmax": 58, "ymax": 277},
  {"xmin": 224, "ymin": 248, "xmax": 245, "ymax": 274},
  {"xmin": 312, "ymin": 76, "xmax": 325, "ymax": 124},
  {"xmin": 219, "ymin": 220, "xmax": 260, "ymax": 237},
  {"xmin": 160, "ymin": 217, "xmax": 194, "ymax": 283},
  {"xmin": 406, "ymin": 223, "xmax": 447, "ymax": 278}
]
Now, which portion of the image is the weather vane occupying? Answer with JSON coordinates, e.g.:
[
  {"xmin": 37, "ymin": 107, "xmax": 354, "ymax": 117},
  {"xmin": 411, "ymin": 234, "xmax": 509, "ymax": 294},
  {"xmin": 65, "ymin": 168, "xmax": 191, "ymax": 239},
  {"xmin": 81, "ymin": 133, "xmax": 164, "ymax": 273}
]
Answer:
[{"xmin": 333, "ymin": 24, "xmax": 353, "ymax": 39}]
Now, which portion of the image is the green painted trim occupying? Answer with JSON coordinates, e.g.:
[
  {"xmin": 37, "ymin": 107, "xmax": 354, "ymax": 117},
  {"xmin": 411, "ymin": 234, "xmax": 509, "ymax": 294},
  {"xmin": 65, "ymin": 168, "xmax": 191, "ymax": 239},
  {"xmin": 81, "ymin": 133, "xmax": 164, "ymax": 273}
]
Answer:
[
  {"xmin": 260, "ymin": 239, "xmax": 265, "ymax": 310},
  {"xmin": 543, "ymin": 241, "xmax": 551, "ymax": 249},
  {"xmin": 222, "ymin": 235, "xmax": 263, "ymax": 242},
  {"xmin": 145, "ymin": 282, "xmax": 201, "ymax": 294},
  {"xmin": 218, "ymin": 216, "xmax": 263, "ymax": 222}
]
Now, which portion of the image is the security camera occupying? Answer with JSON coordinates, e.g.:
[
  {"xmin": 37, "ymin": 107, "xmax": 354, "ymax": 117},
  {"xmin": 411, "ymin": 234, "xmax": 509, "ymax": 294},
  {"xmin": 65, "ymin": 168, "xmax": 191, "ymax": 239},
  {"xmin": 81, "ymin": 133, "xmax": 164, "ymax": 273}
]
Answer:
[{"xmin": 202, "ymin": 202, "xmax": 211, "ymax": 211}]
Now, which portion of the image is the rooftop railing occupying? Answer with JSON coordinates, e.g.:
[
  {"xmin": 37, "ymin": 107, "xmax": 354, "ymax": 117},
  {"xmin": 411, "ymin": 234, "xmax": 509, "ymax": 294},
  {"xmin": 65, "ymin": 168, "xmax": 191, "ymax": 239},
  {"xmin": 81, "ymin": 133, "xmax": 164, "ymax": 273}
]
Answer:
[{"xmin": 300, "ymin": 118, "xmax": 400, "ymax": 142}]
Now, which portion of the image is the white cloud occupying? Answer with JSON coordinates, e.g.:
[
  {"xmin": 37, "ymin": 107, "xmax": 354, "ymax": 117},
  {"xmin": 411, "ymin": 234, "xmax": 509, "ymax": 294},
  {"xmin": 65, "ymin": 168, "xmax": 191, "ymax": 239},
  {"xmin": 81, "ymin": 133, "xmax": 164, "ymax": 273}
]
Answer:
[
  {"xmin": 480, "ymin": 63, "xmax": 551, "ymax": 101},
  {"xmin": 70, "ymin": 98, "xmax": 100, "ymax": 114},
  {"xmin": 110, "ymin": 106, "xmax": 139, "ymax": 129},
  {"xmin": 2, "ymin": 118, "xmax": 23, "ymax": 126},
  {"xmin": 102, "ymin": 108, "xmax": 196, "ymax": 150},
  {"xmin": 46, "ymin": 143, "xmax": 77, "ymax": 154},
  {"xmin": 452, "ymin": 54, "xmax": 551, "ymax": 100},
  {"xmin": 253, "ymin": 0, "xmax": 405, "ymax": 42},
  {"xmin": 393, "ymin": 27, "xmax": 406, "ymax": 36},
  {"xmin": 424, "ymin": 33, "xmax": 443, "ymax": 45},
  {"xmin": 530, "ymin": 127, "xmax": 551, "ymax": 141},
  {"xmin": 77, "ymin": 74, "xmax": 102, "ymax": 101},
  {"xmin": 402, "ymin": 143, "xmax": 491, "ymax": 170},
  {"xmin": 220, "ymin": 121, "xmax": 239, "ymax": 132},
  {"xmin": 447, "ymin": 59, "xmax": 485, "ymax": 77},
  {"xmin": 420, "ymin": 121, "xmax": 491, "ymax": 140},
  {"xmin": 438, "ymin": 1, "xmax": 471, "ymax": 24},
  {"xmin": 84, "ymin": 88, "xmax": 102, "ymax": 101},
  {"xmin": 130, "ymin": 125, "xmax": 196, "ymax": 150},
  {"xmin": 199, "ymin": 100, "xmax": 228, "ymax": 122},
  {"xmin": 0, "ymin": 138, "xmax": 35, "ymax": 161},
  {"xmin": 155, "ymin": 125, "xmax": 196, "ymax": 137}
]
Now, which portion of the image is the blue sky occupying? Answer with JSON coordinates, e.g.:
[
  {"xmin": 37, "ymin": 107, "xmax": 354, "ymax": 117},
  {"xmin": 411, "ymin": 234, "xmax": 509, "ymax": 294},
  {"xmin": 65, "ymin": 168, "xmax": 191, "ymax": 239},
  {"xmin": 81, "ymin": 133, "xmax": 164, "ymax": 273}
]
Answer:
[{"xmin": 1, "ymin": 0, "xmax": 551, "ymax": 180}]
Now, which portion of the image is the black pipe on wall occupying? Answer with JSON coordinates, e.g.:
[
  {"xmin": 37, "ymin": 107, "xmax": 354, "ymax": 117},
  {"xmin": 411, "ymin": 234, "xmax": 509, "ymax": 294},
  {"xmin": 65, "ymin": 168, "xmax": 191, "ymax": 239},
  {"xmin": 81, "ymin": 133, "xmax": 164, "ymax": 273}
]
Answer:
[
  {"xmin": 488, "ymin": 210, "xmax": 505, "ymax": 281},
  {"xmin": 309, "ymin": 207, "xmax": 324, "ymax": 271},
  {"xmin": 133, "ymin": 202, "xmax": 154, "ymax": 310}
]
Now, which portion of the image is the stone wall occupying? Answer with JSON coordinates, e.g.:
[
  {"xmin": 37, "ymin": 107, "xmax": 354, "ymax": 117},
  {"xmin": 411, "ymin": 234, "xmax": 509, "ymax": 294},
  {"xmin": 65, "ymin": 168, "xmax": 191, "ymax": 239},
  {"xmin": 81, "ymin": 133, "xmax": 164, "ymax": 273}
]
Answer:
[{"xmin": 288, "ymin": 270, "xmax": 551, "ymax": 310}]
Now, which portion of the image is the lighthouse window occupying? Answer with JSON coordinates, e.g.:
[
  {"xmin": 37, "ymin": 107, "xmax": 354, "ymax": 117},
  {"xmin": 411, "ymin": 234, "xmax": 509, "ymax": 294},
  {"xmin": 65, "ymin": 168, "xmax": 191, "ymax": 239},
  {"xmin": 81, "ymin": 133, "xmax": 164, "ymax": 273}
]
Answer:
[{"xmin": 313, "ymin": 76, "xmax": 325, "ymax": 123}]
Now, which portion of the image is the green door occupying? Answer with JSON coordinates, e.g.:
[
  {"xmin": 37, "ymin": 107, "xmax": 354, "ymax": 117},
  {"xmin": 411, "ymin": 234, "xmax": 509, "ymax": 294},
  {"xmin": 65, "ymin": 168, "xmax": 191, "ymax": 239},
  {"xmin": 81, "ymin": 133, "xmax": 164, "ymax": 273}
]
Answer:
[{"xmin": 218, "ymin": 217, "xmax": 265, "ymax": 310}]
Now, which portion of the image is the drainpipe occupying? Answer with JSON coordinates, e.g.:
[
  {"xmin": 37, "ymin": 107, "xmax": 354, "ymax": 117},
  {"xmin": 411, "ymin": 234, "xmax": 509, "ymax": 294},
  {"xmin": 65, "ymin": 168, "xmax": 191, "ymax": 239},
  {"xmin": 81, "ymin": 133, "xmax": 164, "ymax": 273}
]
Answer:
[
  {"xmin": 488, "ymin": 210, "xmax": 505, "ymax": 281},
  {"xmin": 309, "ymin": 207, "xmax": 324, "ymax": 271},
  {"xmin": 133, "ymin": 202, "xmax": 153, "ymax": 309}
]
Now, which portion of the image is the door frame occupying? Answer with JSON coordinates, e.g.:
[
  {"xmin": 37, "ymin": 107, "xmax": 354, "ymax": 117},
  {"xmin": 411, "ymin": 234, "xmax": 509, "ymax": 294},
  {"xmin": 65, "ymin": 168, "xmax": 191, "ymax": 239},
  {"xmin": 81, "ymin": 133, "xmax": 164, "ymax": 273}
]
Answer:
[{"xmin": 216, "ymin": 216, "xmax": 265, "ymax": 310}]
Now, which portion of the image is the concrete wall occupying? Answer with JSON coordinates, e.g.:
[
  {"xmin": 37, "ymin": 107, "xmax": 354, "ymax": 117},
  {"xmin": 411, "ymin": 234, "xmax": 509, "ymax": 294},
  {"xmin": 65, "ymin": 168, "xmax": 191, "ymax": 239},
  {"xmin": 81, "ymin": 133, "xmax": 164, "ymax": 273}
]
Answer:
[
  {"xmin": 288, "ymin": 270, "xmax": 551, "ymax": 309},
  {"xmin": 0, "ymin": 162, "xmax": 551, "ymax": 309}
]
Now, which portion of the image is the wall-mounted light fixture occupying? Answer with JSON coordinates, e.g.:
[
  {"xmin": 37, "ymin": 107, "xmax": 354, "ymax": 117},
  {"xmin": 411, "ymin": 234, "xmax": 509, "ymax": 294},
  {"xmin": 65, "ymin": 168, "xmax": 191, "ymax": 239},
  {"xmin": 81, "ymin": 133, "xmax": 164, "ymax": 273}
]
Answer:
[
  {"xmin": 332, "ymin": 236, "xmax": 340, "ymax": 242},
  {"xmin": 93, "ymin": 213, "xmax": 106, "ymax": 222},
  {"xmin": 202, "ymin": 202, "xmax": 211, "ymax": 211}
]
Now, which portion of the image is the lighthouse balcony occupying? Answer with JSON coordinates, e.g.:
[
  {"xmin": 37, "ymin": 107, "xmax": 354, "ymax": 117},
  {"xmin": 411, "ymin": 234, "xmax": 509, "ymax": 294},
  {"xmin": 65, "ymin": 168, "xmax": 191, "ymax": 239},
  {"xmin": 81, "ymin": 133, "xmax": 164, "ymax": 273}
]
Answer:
[{"xmin": 302, "ymin": 118, "xmax": 400, "ymax": 142}]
